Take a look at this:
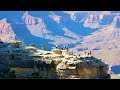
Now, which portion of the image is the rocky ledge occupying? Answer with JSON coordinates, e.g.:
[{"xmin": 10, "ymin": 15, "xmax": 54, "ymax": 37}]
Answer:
[{"xmin": 56, "ymin": 56, "xmax": 110, "ymax": 79}]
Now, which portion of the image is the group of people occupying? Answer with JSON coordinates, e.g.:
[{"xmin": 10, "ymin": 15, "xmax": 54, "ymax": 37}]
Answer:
[
  {"xmin": 84, "ymin": 51, "xmax": 92, "ymax": 56},
  {"xmin": 55, "ymin": 45, "xmax": 68, "ymax": 50}
]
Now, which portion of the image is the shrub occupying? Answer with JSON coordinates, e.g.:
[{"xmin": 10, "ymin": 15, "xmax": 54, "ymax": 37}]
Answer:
[
  {"xmin": 13, "ymin": 42, "xmax": 19, "ymax": 48},
  {"xmin": 40, "ymin": 44, "xmax": 46, "ymax": 51},
  {"xmin": 29, "ymin": 43, "xmax": 35, "ymax": 47}
]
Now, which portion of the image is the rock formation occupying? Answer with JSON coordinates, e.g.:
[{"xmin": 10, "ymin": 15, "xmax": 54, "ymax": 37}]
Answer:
[
  {"xmin": 56, "ymin": 56, "xmax": 110, "ymax": 79},
  {"xmin": 0, "ymin": 40, "xmax": 110, "ymax": 79},
  {"xmin": 0, "ymin": 18, "xmax": 16, "ymax": 42}
]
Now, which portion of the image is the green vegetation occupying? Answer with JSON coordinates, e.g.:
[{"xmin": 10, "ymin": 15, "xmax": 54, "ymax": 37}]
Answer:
[
  {"xmin": 29, "ymin": 43, "xmax": 35, "ymax": 47},
  {"xmin": 45, "ymin": 57, "xmax": 49, "ymax": 59},
  {"xmin": 13, "ymin": 42, "xmax": 19, "ymax": 48},
  {"xmin": 39, "ymin": 56, "xmax": 42, "ymax": 59},
  {"xmin": 0, "ymin": 72, "xmax": 4, "ymax": 78},
  {"xmin": 22, "ymin": 42, "xmax": 26, "ymax": 47},
  {"xmin": 0, "ymin": 38, "xmax": 2, "ymax": 42},
  {"xmin": 31, "ymin": 72, "xmax": 43, "ymax": 78},
  {"xmin": 18, "ymin": 37, "xmax": 27, "ymax": 47},
  {"xmin": 18, "ymin": 37, "xmax": 24, "ymax": 41},
  {"xmin": 0, "ymin": 70, "xmax": 16, "ymax": 78},
  {"xmin": 9, "ymin": 70, "xmax": 16, "ymax": 78},
  {"xmin": 40, "ymin": 44, "xmax": 46, "ymax": 51},
  {"xmin": 11, "ymin": 54, "xmax": 15, "ymax": 59}
]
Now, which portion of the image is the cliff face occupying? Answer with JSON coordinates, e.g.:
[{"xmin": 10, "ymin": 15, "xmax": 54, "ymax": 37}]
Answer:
[
  {"xmin": 76, "ymin": 66, "xmax": 108, "ymax": 79},
  {"xmin": 0, "ymin": 18, "xmax": 16, "ymax": 41},
  {"xmin": 0, "ymin": 18, "xmax": 14, "ymax": 34},
  {"xmin": 22, "ymin": 11, "xmax": 40, "ymax": 25},
  {"xmin": 22, "ymin": 11, "xmax": 50, "ymax": 38},
  {"xmin": 21, "ymin": 11, "xmax": 81, "ymax": 46},
  {"xmin": 56, "ymin": 57, "xmax": 110, "ymax": 79},
  {"xmin": 6, "ymin": 59, "xmax": 109, "ymax": 79},
  {"xmin": 1, "ymin": 11, "xmax": 120, "ymax": 75},
  {"xmin": 0, "ymin": 41, "xmax": 110, "ymax": 79}
]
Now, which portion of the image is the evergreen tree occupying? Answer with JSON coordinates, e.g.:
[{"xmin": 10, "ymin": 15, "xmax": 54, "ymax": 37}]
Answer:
[
  {"xmin": 41, "ymin": 44, "xmax": 46, "ymax": 51},
  {"xmin": 18, "ymin": 37, "xmax": 24, "ymax": 41},
  {"xmin": 22, "ymin": 42, "xmax": 26, "ymax": 47},
  {"xmin": 29, "ymin": 43, "xmax": 35, "ymax": 47},
  {"xmin": 14, "ymin": 42, "xmax": 19, "ymax": 48}
]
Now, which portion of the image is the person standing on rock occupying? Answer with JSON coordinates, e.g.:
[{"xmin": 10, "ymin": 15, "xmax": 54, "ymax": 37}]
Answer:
[{"xmin": 55, "ymin": 45, "xmax": 58, "ymax": 48}]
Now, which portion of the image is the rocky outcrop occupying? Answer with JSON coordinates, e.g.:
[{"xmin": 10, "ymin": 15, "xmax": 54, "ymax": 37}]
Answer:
[
  {"xmin": 49, "ymin": 12, "xmax": 61, "ymax": 24},
  {"xmin": 56, "ymin": 57, "xmax": 110, "ymax": 79},
  {"xmin": 83, "ymin": 14, "xmax": 104, "ymax": 29},
  {"xmin": 22, "ymin": 11, "xmax": 47, "ymax": 26},
  {"xmin": 0, "ymin": 41, "xmax": 110, "ymax": 79},
  {"xmin": 22, "ymin": 11, "xmax": 41, "ymax": 25},
  {"xmin": 0, "ymin": 18, "xmax": 15, "ymax": 34},
  {"xmin": 22, "ymin": 11, "xmax": 51, "ymax": 38},
  {"xmin": 0, "ymin": 18, "xmax": 16, "ymax": 42}
]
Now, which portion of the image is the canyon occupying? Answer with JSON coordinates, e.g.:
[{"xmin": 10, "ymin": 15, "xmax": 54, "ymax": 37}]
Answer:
[{"xmin": 0, "ymin": 11, "xmax": 120, "ymax": 78}]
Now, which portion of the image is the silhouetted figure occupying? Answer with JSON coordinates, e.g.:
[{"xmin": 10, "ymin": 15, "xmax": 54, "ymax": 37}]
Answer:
[
  {"xmin": 64, "ymin": 45, "xmax": 68, "ymax": 50},
  {"xmin": 64, "ymin": 46, "xmax": 66, "ymax": 49},
  {"xmin": 0, "ymin": 39, "xmax": 3, "ymax": 43},
  {"xmin": 55, "ymin": 45, "xmax": 58, "ymax": 48},
  {"xmin": 88, "ymin": 53, "xmax": 89, "ymax": 56},
  {"xmin": 90, "ymin": 51, "xmax": 91, "ymax": 55}
]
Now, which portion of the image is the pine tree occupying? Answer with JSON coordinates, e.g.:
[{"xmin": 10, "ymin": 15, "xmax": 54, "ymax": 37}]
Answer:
[
  {"xmin": 41, "ymin": 44, "xmax": 46, "ymax": 51},
  {"xmin": 29, "ymin": 43, "xmax": 35, "ymax": 47}
]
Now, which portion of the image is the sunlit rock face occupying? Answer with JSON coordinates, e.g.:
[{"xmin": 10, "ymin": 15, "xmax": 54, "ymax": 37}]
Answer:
[
  {"xmin": 0, "ymin": 41, "xmax": 110, "ymax": 79},
  {"xmin": 22, "ymin": 11, "xmax": 40, "ymax": 25},
  {"xmin": 1, "ymin": 11, "xmax": 120, "ymax": 75},
  {"xmin": 56, "ymin": 57, "xmax": 110, "ymax": 79},
  {"xmin": 49, "ymin": 12, "xmax": 61, "ymax": 24},
  {"xmin": 0, "ymin": 18, "xmax": 16, "ymax": 41},
  {"xmin": 83, "ymin": 14, "xmax": 104, "ymax": 29},
  {"xmin": 0, "ymin": 18, "xmax": 15, "ymax": 34}
]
